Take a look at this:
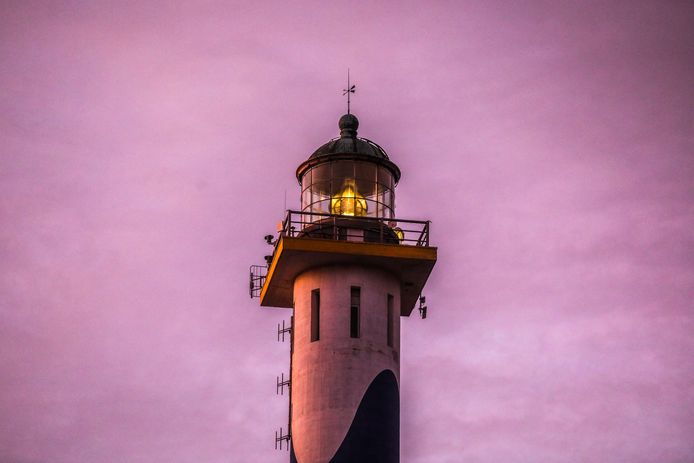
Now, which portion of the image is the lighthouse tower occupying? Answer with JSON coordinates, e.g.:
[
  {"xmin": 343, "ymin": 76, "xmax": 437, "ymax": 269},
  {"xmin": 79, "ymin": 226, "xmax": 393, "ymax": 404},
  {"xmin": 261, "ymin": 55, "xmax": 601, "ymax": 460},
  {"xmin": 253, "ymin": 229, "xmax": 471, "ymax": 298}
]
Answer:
[{"xmin": 253, "ymin": 113, "xmax": 437, "ymax": 462}]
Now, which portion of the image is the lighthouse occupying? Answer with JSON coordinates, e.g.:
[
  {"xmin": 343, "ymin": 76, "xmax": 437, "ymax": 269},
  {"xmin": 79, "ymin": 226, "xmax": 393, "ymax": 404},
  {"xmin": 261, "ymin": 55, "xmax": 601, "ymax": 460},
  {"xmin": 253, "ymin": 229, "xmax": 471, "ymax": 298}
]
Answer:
[{"xmin": 252, "ymin": 111, "xmax": 437, "ymax": 462}]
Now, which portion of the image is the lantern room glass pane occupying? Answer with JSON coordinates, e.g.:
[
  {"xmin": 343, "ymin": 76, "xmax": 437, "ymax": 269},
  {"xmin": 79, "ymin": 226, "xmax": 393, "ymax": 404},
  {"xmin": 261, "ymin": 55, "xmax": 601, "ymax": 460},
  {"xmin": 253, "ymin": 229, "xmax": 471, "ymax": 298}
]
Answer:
[
  {"xmin": 355, "ymin": 178, "xmax": 376, "ymax": 199},
  {"xmin": 331, "ymin": 161, "xmax": 354, "ymax": 195},
  {"xmin": 355, "ymin": 162, "xmax": 376, "ymax": 181},
  {"xmin": 312, "ymin": 164, "xmax": 330, "ymax": 185},
  {"xmin": 378, "ymin": 166, "xmax": 393, "ymax": 192},
  {"xmin": 300, "ymin": 161, "xmax": 395, "ymax": 220},
  {"xmin": 301, "ymin": 168, "xmax": 311, "ymax": 191}
]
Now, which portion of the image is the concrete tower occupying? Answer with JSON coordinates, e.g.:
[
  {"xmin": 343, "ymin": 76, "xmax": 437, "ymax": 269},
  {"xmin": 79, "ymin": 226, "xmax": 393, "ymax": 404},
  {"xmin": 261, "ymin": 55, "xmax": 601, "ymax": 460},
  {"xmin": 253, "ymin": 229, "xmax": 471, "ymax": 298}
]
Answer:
[{"xmin": 253, "ymin": 113, "xmax": 437, "ymax": 462}]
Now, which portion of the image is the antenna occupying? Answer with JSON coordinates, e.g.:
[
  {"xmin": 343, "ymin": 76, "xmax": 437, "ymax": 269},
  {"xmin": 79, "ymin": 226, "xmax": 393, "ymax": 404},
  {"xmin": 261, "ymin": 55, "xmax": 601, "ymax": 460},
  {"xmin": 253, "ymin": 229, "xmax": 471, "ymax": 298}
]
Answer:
[
  {"xmin": 276, "ymin": 372, "xmax": 291, "ymax": 395},
  {"xmin": 275, "ymin": 427, "xmax": 291, "ymax": 450},
  {"xmin": 342, "ymin": 68, "xmax": 356, "ymax": 114},
  {"xmin": 277, "ymin": 319, "xmax": 292, "ymax": 342}
]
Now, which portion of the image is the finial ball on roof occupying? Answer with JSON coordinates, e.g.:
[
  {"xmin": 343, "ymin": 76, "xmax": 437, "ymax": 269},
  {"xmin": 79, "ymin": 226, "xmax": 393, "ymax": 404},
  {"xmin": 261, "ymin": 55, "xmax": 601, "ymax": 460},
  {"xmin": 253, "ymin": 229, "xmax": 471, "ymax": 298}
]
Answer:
[{"xmin": 338, "ymin": 113, "xmax": 359, "ymax": 138}]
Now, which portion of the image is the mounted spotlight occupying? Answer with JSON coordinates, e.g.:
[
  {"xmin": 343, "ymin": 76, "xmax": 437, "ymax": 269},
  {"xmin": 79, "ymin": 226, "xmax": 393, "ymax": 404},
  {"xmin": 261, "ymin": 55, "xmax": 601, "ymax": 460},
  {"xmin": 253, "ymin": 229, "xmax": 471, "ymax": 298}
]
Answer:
[{"xmin": 264, "ymin": 234, "xmax": 275, "ymax": 245}]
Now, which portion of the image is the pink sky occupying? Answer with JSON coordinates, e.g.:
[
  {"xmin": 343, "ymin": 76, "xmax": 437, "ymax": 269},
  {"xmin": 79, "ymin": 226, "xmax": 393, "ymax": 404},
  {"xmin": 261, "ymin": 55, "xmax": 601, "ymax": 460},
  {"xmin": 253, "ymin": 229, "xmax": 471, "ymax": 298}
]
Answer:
[{"xmin": 1, "ymin": 1, "xmax": 693, "ymax": 462}]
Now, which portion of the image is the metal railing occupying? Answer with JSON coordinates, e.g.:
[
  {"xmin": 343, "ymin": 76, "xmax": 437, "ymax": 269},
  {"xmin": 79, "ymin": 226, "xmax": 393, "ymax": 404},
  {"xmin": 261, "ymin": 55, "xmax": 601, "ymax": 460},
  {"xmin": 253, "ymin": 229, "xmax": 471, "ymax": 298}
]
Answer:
[
  {"xmin": 249, "ymin": 265, "xmax": 267, "ymax": 298},
  {"xmin": 280, "ymin": 210, "xmax": 430, "ymax": 247}
]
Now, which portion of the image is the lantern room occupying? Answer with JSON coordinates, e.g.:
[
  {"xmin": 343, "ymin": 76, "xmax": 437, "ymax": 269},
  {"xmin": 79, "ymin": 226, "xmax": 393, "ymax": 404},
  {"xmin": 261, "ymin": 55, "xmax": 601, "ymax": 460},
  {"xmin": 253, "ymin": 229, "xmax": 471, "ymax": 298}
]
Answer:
[
  {"xmin": 254, "ymin": 112, "xmax": 437, "ymax": 314},
  {"xmin": 295, "ymin": 114, "xmax": 401, "ymax": 221}
]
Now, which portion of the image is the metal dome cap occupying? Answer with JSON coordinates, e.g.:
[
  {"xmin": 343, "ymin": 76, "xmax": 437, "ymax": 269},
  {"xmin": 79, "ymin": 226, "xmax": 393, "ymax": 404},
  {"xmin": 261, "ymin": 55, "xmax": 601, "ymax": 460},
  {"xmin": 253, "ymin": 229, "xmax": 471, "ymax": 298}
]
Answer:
[{"xmin": 296, "ymin": 114, "xmax": 401, "ymax": 184}]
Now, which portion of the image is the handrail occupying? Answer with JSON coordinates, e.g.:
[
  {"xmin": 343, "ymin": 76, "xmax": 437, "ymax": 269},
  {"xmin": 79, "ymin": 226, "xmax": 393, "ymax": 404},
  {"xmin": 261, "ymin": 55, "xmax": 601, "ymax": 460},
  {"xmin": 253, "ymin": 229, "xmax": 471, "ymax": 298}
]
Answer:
[{"xmin": 279, "ymin": 210, "xmax": 431, "ymax": 247}]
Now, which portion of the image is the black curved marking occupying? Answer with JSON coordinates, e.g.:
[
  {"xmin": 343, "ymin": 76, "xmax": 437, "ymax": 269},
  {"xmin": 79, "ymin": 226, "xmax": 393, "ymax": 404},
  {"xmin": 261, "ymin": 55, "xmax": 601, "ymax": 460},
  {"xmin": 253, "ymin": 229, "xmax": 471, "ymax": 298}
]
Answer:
[
  {"xmin": 330, "ymin": 369, "xmax": 400, "ymax": 463},
  {"xmin": 290, "ymin": 442, "xmax": 297, "ymax": 463},
  {"xmin": 288, "ymin": 370, "xmax": 399, "ymax": 463}
]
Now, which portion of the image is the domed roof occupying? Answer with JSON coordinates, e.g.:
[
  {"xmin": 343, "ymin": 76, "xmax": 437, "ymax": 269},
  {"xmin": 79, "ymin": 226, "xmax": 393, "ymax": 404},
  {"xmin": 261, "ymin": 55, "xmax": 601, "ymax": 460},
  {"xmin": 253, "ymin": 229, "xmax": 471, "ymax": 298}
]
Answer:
[
  {"xmin": 296, "ymin": 113, "xmax": 401, "ymax": 184},
  {"xmin": 309, "ymin": 114, "xmax": 391, "ymax": 160}
]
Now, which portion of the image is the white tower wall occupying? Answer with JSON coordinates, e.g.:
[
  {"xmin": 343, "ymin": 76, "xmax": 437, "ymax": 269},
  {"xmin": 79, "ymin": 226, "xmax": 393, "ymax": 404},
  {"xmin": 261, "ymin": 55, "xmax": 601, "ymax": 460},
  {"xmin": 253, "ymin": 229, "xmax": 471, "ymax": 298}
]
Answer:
[{"xmin": 291, "ymin": 264, "xmax": 400, "ymax": 462}]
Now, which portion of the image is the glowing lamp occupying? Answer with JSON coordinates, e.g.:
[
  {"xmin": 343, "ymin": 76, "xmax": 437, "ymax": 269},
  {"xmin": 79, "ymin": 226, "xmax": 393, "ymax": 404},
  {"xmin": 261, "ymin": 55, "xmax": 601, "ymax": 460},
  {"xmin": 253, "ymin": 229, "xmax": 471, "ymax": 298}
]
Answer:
[
  {"xmin": 331, "ymin": 182, "xmax": 367, "ymax": 216},
  {"xmin": 393, "ymin": 227, "xmax": 404, "ymax": 241}
]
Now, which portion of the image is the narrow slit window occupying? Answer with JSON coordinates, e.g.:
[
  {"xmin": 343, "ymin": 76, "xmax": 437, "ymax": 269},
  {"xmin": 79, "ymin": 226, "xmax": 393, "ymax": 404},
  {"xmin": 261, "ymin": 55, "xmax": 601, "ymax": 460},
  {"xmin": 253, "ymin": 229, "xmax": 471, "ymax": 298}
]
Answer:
[
  {"xmin": 350, "ymin": 287, "xmax": 360, "ymax": 338},
  {"xmin": 311, "ymin": 289, "xmax": 320, "ymax": 342},
  {"xmin": 387, "ymin": 294, "xmax": 394, "ymax": 347}
]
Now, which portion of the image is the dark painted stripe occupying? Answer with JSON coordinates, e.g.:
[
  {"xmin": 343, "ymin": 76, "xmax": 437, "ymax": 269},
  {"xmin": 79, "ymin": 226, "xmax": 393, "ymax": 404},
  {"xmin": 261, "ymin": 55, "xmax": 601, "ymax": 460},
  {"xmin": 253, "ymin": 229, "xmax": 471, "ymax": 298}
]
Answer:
[
  {"xmin": 329, "ymin": 369, "xmax": 399, "ymax": 463},
  {"xmin": 289, "ymin": 370, "xmax": 399, "ymax": 463},
  {"xmin": 290, "ymin": 442, "xmax": 297, "ymax": 463}
]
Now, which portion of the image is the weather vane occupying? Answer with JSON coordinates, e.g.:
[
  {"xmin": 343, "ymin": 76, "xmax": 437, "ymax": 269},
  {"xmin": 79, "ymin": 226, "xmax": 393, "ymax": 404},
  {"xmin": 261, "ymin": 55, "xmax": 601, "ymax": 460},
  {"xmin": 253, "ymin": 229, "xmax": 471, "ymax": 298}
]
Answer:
[{"xmin": 342, "ymin": 69, "xmax": 356, "ymax": 114}]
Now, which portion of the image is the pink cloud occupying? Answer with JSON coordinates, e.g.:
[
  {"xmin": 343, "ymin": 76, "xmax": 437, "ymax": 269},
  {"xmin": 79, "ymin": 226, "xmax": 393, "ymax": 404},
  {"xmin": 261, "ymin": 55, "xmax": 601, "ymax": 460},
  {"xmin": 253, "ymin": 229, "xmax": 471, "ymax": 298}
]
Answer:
[{"xmin": 1, "ymin": 1, "xmax": 692, "ymax": 462}]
